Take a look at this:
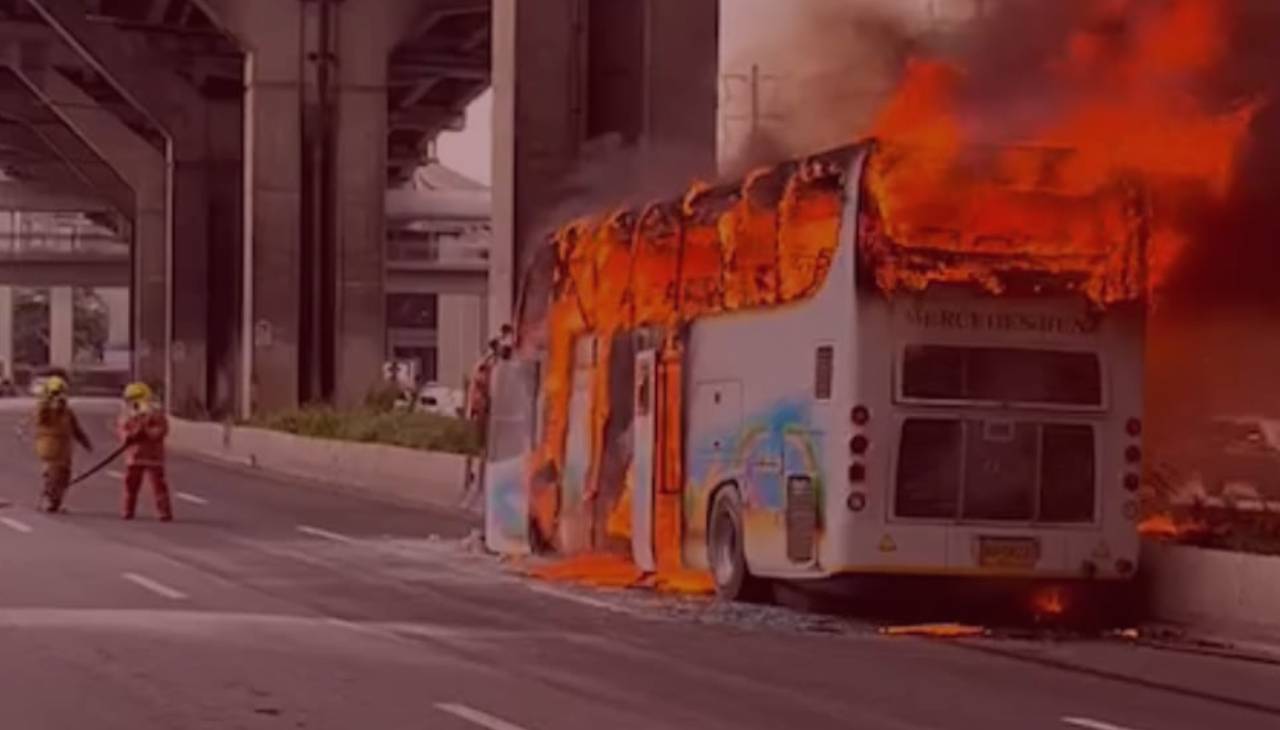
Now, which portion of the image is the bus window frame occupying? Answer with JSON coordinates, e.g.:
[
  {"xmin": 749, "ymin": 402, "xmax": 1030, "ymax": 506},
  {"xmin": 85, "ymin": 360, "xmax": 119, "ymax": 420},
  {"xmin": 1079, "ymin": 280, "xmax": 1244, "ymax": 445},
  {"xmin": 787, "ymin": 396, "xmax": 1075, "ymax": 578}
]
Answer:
[
  {"xmin": 885, "ymin": 412, "xmax": 1103, "ymax": 528},
  {"xmin": 890, "ymin": 342, "xmax": 1112, "ymax": 414}
]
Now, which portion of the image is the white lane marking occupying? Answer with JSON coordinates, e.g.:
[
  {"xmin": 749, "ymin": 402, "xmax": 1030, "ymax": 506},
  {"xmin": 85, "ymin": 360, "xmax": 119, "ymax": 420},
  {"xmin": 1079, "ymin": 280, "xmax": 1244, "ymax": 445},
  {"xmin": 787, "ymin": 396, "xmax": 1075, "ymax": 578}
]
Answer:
[
  {"xmin": 1063, "ymin": 717, "xmax": 1143, "ymax": 730},
  {"xmin": 523, "ymin": 582, "xmax": 638, "ymax": 615},
  {"xmin": 0, "ymin": 517, "xmax": 33, "ymax": 534},
  {"xmin": 296, "ymin": 525, "xmax": 356, "ymax": 544},
  {"xmin": 176, "ymin": 492, "xmax": 208, "ymax": 505},
  {"xmin": 121, "ymin": 572, "xmax": 188, "ymax": 601},
  {"xmin": 106, "ymin": 469, "xmax": 125, "ymax": 480},
  {"xmin": 435, "ymin": 703, "xmax": 531, "ymax": 730}
]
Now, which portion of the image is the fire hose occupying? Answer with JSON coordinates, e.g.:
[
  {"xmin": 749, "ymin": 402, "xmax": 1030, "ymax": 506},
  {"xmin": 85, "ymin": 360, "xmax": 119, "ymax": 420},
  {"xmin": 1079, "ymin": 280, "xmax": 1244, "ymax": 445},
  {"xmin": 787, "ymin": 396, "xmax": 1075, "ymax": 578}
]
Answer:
[{"xmin": 68, "ymin": 438, "xmax": 135, "ymax": 487}]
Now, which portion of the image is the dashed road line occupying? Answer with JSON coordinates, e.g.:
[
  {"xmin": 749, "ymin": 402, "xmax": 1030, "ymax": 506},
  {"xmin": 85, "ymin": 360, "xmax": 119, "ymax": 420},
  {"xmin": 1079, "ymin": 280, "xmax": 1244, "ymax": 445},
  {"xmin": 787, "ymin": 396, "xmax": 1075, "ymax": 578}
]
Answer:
[
  {"xmin": 121, "ymin": 572, "xmax": 188, "ymax": 601},
  {"xmin": 523, "ymin": 582, "xmax": 639, "ymax": 616},
  {"xmin": 176, "ymin": 492, "xmax": 208, "ymax": 505},
  {"xmin": 0, "ymin": 517, "xmax": 33, "ymax": 534},
  {"xmin": 435, "ymin": 703, "xmax": 531, "ymax": 730},
  {"xmin": 1063, "ymin": 717, "xmax": 1142, "ymax": 730},
  {"xmin": 296, "ymin": 525, "xmax": 356, "ymax": 544},
  {"xmin": 106, "ymin": 469, "xmax": 125, "ymax": 480}
]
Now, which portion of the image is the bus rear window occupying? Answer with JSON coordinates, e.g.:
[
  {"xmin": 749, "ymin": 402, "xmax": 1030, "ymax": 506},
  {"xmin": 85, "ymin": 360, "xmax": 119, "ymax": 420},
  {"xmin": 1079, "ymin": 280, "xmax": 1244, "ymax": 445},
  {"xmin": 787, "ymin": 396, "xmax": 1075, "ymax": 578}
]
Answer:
[
  {"xmin": 901, "ymin": 346, "xmax": 1103, "ymax": 407},
  {"xmin": 895, "ymin": 419, "xmax": 962, "ymax": 519},
  {"xmin": 895, "ymin": 419, "xmax": 1096, "ymax": 523}
]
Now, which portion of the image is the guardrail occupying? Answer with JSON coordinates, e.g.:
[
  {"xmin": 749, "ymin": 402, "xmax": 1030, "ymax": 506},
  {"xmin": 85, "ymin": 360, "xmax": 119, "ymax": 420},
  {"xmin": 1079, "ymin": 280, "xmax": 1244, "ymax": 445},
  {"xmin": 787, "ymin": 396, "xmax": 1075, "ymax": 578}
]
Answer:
[
  {"xmin": 1144, "ymin": 541, "xmax": 1280, "ymax": 641},
  {"xmin": 167, "ymin": 419, "xmax": 477, "ymax": 515}
]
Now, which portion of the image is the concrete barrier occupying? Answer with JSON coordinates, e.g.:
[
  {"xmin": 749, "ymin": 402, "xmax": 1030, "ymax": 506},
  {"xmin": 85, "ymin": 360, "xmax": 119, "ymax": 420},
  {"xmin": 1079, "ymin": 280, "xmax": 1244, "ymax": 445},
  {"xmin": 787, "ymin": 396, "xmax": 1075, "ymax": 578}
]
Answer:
[
  {"xmin": 1143, "ymin": 541, "xmax": 1280, "ymax": 641},
  {"xmin": 168, "ymin": 418, "xmax": 476, "ymax": 513}
]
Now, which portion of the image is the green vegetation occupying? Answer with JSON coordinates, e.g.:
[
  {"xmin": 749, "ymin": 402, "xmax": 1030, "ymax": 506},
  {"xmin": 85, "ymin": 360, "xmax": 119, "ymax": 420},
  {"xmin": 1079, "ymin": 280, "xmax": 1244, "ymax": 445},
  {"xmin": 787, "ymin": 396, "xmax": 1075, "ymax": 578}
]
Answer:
[{"xmin": 250, "ymin": 403, "xmax": 480, "ymax": 456}]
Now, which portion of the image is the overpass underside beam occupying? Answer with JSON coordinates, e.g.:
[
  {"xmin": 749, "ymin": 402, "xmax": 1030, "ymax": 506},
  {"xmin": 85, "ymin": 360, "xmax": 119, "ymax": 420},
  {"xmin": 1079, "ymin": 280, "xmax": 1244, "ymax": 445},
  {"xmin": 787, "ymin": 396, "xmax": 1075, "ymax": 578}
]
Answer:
[
  {"xmin": 490, "ymin": 0, "xmax": 721, "ymax": 334},
  {"xmin": 27, "ymin": 0, "xmax": 229, "ymax": 418},
  {"xmin": 7, "ymin": 66, "xmax": 166, "ymax": 388}
]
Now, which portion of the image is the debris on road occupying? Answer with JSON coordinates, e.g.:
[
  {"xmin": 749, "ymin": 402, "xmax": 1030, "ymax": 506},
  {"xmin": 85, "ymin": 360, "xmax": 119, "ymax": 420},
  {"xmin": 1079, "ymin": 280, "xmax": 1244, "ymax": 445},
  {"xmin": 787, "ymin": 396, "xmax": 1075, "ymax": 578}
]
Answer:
[{"xmin": 880, "ymin": 624, "xmax": 988, "ymax": 639}]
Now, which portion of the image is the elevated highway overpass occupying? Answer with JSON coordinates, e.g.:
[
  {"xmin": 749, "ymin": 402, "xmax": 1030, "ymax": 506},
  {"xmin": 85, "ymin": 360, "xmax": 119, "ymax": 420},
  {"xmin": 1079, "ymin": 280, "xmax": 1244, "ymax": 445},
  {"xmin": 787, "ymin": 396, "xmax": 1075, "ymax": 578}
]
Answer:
[{"xmin": 0, "ymin": 0, "xmax": 720, "ymax": 420}]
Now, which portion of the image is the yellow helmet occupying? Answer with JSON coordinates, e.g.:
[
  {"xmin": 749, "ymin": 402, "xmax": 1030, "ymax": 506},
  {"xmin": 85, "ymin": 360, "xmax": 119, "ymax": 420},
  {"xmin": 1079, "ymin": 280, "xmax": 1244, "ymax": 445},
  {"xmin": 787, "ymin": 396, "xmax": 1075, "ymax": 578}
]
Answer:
[
  {"xmin": 42, "ymin": 376, "xmax": 67, "ymax": 397},
  {"xmin": 123, "ymin": 382, "xmax": 153, "ymax": 402}
]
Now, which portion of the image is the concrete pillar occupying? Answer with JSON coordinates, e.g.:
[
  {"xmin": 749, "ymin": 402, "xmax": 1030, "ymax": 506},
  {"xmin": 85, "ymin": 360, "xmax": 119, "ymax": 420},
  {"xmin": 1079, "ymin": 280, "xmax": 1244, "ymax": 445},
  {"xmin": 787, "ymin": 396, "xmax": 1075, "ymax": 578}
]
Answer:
[
  {"xmin": 438, "ymin": 293, "xmax": 484, "ymax": 390},
  {"xmin": 102, "ymin": 287, "xmax": 129, "ymax": 348},
  {"xmin": 202, "ymin": 0, "xmax": 423, "ymax": 415},
  {"xmin": 490, "ymin": 0, "xmax": 720, "ymax": 334},
  {"xmin": 331, "ymin": 0, "xmax": 424, "ymax": 407},
  {"xmin": 206, "ymin": 100, "xmax": 244, "ymax": 417},
  {"xmin": 491, "ymin": 0, "xmax": 582, "ymax": 337},
  {"xmin": 0, "ymin": 285, "xmax": 12, "ymax": 380},
  {"xmin": 49, "ymin": 285, "xmax": 73, "ymax": 368},
  {"xmin": 201, "ymin": 0, "xmax": 303, "ymax": 416},
  {"xmin": 13, "ymin": 69, "xmax": 166, "ymax": 387}
]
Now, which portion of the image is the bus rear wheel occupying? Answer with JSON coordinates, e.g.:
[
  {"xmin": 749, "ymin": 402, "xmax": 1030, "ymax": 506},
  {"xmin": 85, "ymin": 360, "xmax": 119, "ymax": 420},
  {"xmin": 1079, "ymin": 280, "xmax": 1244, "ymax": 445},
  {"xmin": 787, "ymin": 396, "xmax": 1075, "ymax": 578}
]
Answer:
[{"xmin": 709, "ymin": 488, "xmax": 768, "ymax": 602}]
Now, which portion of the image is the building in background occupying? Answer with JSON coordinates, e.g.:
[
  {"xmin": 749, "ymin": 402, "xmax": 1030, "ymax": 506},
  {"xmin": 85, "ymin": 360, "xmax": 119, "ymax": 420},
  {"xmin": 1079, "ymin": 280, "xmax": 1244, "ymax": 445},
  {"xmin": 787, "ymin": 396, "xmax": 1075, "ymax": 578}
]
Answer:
[
  {"xmin": 385, "ymin": 160, "xmax": 491, "ymax": 391},
  {"xmin": 0, "ymin": 209, "xmax": 130, "ymax": 388}
]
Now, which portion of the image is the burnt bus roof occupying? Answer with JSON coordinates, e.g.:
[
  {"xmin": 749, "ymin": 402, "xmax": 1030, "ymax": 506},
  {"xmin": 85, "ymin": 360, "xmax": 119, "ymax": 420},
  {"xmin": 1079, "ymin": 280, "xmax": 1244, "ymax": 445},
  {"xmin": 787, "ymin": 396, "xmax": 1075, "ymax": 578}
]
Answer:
[
  {"xmin": 858, "ymin": 141, "xmax": 1151, "ymax": 307},
  {"xmin": 513, "ymin": 139, "xmax": 1149, "ymax": 339}
]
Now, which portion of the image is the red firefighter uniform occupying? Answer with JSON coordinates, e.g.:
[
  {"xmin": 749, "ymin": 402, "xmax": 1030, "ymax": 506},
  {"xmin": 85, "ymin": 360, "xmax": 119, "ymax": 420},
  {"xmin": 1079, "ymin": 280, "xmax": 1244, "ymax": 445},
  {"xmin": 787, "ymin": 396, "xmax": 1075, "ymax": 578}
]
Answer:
[{"xmin": 118, "ymin": 383, "xmax": 172, "ymax": 521}]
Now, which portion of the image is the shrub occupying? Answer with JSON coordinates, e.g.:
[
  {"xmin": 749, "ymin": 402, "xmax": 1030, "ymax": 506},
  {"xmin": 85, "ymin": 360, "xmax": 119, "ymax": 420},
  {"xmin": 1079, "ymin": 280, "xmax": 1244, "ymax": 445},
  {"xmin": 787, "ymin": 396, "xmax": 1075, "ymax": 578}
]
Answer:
[
  {"xmin": 250, "ymin": 407, "xmax": 480, "ymax": 456},
  {"xmin": 364, "ymin": 382, "xmax": 402, "ymax": 413}
]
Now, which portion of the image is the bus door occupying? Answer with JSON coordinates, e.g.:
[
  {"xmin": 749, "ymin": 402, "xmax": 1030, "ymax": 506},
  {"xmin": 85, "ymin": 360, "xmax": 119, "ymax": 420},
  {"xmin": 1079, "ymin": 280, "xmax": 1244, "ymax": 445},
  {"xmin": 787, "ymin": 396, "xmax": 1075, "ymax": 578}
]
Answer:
[
  {"xmin": 631, "ymin": 347, "xmax": 659, "ymax": 572},
  {"xmin": 483, "ymin": 358, "xmax": 540, "ymax": 555}
]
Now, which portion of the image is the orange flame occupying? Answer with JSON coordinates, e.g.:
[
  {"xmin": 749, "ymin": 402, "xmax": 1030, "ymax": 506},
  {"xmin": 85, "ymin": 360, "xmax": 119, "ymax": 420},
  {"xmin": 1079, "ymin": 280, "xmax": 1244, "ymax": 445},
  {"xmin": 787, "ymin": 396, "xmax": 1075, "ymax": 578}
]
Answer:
[
  {"xmin": 1138, "ymin": 512, "xmax": 1208, "ymax": 540},
  {"xmin": 1031, "ymin": 587, "xmax": 1070, "ymax": 619},
  {"xmin": 866, "ymin": 0, "xmax": 1259, "ymax": 304},
  {"xmin": 525, "ymin": 157, "xmax": 848, "ymax": 590},
  {"xmin": 880, "ymin": 624, "xmax": 986, "ymax": 639}
]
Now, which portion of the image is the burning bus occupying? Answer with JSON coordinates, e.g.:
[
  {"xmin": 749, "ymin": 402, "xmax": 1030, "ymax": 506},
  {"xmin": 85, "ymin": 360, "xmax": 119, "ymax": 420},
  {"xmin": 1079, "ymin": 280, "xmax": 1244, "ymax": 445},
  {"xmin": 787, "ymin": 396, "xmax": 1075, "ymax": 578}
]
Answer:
[{"xmin": 483, "ymin": 139, "xmax": 1149, "ymax": 604}]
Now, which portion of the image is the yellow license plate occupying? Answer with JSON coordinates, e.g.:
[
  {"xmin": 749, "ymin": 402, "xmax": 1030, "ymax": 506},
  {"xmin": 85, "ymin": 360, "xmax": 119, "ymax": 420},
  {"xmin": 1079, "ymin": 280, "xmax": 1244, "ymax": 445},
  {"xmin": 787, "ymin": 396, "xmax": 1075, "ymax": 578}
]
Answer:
[{"xmin": 978, "ymin": 537, "xmax": 1040, "ymax": 569}]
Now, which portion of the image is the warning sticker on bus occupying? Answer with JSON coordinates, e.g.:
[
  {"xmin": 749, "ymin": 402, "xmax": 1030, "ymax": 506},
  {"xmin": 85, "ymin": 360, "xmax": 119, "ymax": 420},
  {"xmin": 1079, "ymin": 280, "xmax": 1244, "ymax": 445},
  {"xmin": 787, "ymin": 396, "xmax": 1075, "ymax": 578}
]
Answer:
[{"xmin": 977, "ymin": 537, "xmax": 1041, "ymax": 569}]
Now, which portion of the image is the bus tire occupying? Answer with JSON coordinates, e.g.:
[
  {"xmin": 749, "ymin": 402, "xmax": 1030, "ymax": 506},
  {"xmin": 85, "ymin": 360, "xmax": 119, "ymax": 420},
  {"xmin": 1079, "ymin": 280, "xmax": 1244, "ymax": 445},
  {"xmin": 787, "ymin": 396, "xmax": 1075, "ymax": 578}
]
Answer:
[{"xmin": 708, "ymin": 487, "xmax": 768, "ymax": 602}]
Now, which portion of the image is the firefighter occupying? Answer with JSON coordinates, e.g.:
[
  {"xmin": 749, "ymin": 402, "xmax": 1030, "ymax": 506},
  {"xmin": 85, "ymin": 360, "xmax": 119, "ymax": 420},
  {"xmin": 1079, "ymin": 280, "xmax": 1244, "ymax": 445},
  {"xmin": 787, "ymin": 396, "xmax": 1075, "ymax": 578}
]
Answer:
[
  {"xmin": 466, "ymin": 338, "xmax": 499, "ymax": 423},
  {"xmin": 118, "ymin": 382, "xmax": 173, "ymax": 521},
  {"xmin": 32, "ymin": 376, "xmax": 92, "ymax": 513},
  {"xmin": 460, "ymin": 338, "xmax": 501, "ymax": 507}
]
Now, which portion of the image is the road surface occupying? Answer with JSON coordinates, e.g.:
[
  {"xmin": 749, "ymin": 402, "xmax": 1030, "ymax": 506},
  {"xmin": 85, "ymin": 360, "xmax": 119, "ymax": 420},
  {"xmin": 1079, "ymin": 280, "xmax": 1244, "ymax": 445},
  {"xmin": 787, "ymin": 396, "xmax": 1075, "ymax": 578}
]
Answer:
[{"xmin": 0, "ymin": 400, "xmax": 1277, "ymax": 730}]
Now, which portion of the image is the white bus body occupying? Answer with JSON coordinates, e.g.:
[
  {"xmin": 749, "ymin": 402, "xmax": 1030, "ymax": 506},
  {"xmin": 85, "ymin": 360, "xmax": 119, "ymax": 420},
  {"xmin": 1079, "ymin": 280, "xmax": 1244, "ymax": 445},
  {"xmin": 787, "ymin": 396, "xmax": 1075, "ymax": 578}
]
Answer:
[{"xmin": 684, "ymin": 150, "xmax": 1145, "ymax": 591}]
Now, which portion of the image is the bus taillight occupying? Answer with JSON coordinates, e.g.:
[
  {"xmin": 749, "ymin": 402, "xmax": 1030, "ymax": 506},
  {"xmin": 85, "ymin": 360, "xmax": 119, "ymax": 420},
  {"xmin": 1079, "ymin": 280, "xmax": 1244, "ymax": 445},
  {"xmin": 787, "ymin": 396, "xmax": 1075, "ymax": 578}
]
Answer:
[
  {"xmin": 1125, "ymin": 446, "xmax": 1142, "ymax": 464},
  {"xmin": 1126, "ymin": 418, "xmax": 1142, "ymax": 437},
  {"xmin": 849, "ymin": 435, "xmax": 869, "ymax": 455},
  {"xmin": 848, "ymin": 463, "xmax": 866, "ymax": 483},
  {"xmin": 851, "ymin": 405, "xmax": 870, "ymax": 426},
  {"xmin": 1123, "ymin": 473, "xmax": 1141, "ymax": 492},
  {"xmin": 847, "ymin": 492, "xmax": 868, "ymax": 512}
]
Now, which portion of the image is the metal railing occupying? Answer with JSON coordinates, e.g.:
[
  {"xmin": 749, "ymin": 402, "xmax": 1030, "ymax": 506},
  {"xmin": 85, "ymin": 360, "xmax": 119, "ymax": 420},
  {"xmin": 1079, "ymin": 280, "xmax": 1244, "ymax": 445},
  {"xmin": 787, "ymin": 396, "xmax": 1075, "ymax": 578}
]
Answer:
[{"xmin": 0, "ymin": 232, "xmax": 128, "ymax": 256}]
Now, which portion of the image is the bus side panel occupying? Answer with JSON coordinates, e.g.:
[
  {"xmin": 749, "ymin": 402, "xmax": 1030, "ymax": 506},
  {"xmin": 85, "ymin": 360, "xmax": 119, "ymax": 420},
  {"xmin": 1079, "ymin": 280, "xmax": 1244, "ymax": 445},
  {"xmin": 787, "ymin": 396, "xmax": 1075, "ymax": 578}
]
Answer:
[
  {"xmin": 557, "ymin": 340, "xmax": 595, "ymax": 553},
  {"xmin": 483, "ymin": 359, "xmax": 540, "ymax": 556},
  {"xmin": 684, "ymin": 152, "xmax": 864, "ymax": 578},
  {"xmin": 685, "ymin": 308, "xmax": 831, "ymax": 576},
  {"xmin": 683, "ymin": 232, "xmax": 857, "ymax": 576}
]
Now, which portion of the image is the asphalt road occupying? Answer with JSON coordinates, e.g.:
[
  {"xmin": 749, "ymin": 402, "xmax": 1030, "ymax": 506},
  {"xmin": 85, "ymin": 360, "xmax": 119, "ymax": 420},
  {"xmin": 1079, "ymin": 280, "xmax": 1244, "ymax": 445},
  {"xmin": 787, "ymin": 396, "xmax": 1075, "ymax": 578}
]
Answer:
[{"xmin": 1, "ymin": 400, "xmax": 1278, "ymax": 730}]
